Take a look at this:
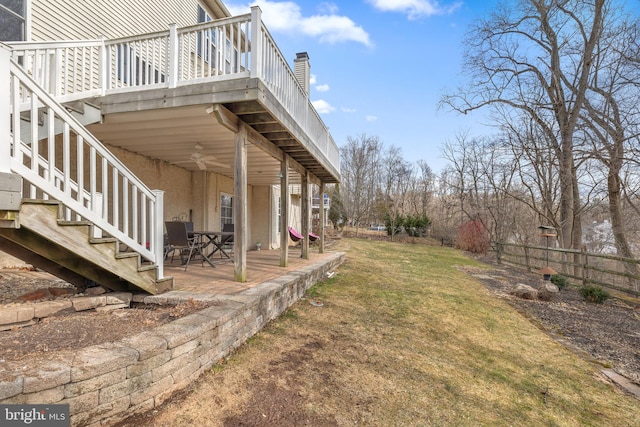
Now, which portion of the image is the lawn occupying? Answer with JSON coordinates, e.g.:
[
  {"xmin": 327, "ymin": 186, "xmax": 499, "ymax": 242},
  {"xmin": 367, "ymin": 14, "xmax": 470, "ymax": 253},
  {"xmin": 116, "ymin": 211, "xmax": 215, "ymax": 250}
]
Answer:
[{"xmin": 118, "ymin": 238, "xmax": 640, "ymax": 426}]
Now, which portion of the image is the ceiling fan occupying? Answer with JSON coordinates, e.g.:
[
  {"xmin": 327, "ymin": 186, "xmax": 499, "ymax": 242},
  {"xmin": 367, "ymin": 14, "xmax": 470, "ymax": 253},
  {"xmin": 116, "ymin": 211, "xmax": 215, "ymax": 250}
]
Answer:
[{"xmin": 174, "ymin": 144, "xmax": 228, "ymax": 170}]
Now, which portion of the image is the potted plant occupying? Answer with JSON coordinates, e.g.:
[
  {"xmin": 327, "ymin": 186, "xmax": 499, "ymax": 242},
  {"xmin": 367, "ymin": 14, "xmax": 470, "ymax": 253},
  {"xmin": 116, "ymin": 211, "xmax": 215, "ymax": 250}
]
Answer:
[{"xmin": 255, "ymin": 241, "xmax": 262, "ymax": 251}]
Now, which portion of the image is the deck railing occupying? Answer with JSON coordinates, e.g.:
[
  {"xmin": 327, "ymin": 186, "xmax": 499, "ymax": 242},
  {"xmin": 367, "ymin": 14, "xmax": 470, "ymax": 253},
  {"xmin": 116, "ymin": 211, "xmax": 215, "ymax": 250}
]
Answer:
[
  {"xmin": 8, "ymin": 7, "xmax": 340, "ymax": 171},
  {"xmin": 3, "ymin": 47, "xmax": 164, "ymax": 276}
]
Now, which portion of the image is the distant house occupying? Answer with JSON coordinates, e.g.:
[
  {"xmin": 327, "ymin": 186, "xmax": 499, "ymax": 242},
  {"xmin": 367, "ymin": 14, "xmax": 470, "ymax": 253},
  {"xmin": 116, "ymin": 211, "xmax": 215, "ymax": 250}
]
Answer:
[
  {"xmin": 583, "ymin": 220, "xmax": 616, "ymax": 254},
  {"xmin": 0, "ymin": 0, "xmax": 340, "ymax": 292}
]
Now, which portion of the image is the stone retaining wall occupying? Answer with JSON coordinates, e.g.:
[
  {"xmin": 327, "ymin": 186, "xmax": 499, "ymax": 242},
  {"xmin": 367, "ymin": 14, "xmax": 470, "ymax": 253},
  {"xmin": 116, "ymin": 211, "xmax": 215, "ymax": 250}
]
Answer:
[
  {"xmin": 0, "ymin": 252, "xmax": 344, "ymax": 426},
  {"xmin": 0, "ymin": 292, "xmax": 133, "ymax": 331}
]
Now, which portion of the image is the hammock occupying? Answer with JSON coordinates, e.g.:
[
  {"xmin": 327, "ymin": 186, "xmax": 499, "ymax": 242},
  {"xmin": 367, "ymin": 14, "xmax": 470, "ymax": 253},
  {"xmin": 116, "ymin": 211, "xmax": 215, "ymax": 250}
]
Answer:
[
  {"xmin": 289, "ymin": 227, "xmax": 319, "ymax": 243},
  {"xmin": 288, "ymin": 226, "xmax": 304, "ymax": 242}
]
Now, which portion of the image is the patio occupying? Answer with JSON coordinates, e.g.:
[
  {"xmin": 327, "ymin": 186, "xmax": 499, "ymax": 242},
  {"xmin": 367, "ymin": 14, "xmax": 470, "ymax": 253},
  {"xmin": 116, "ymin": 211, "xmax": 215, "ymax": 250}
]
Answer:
[{"xmin": 163, "ymin": 246, "xmax": 339, "ymax": 296}]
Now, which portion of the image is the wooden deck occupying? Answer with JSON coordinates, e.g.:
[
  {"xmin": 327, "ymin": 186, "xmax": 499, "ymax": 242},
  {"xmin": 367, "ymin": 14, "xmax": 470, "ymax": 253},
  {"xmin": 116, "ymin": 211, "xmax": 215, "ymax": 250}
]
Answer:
[{"xmin": 164, "ymin": 247, "xmax": 336, "ymax": 295}]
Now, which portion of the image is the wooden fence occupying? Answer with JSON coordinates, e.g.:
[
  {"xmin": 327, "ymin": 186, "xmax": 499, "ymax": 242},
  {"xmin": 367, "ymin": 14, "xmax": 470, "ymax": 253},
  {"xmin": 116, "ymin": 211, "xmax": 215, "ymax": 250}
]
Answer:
[{"xmin": 492, "ymin": 242, "xmax": 640, "ymax": 298}]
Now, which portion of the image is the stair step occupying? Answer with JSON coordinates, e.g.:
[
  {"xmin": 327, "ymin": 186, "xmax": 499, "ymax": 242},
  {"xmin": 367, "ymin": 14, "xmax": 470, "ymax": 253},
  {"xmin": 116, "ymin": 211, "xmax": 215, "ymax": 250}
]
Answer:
[
  {"xmin": 115, "ymin": 252, "xmax": 139, "ymax": 260},
  {"xmin": 11, "ymin": 200, "xmax": 173, "ymax": 294},
  {"xmin": 89, "ymin": 237, "xmax": 118, "ymax": 244},
  {"xmin": 58, "ymin": 220, "xmax": 91, "ymax": 226},
  {"xmin": 21, "ymin": 199, "xmax": 59, "ymax": 206},
  {"xmin": 138, "ymin": 264, "xmax": 158, "ymax": 272}
]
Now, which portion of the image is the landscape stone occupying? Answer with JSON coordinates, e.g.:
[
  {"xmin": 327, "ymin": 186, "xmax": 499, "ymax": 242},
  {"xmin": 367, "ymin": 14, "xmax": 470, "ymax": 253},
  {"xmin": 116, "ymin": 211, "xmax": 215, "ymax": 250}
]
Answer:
[
  {"xmin": 512, "ymin": 283, "xmax": 538, "ymax": 300},
  {"xmin": 85, "ymin": 286, "xmax": 107, "ymax": 296},
  {"xmin": 106, "ymin": 292, "xmax": 132, "ymax": 305},
  {"xmin": 538, "ymin": 282, "xmax": 559, "ymax": 301},
  {"xmin": 34, "ymin": 300, "xmax": 72, "ymax": 318},
  {"xmin": 72, "ymin": 296, "xmax": 107, "ymax": 311}
]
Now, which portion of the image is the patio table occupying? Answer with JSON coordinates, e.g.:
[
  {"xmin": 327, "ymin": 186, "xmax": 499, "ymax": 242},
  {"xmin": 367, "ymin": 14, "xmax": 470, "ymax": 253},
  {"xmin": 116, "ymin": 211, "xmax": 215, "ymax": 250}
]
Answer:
[{"xmin": 190, "ymin": 231, "xmax": 234, "ymax": 265}]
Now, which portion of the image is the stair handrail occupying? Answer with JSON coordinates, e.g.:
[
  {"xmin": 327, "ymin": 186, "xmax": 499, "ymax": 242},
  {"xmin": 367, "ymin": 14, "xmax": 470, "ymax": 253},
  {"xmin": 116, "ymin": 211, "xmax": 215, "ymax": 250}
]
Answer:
[{"xmin": 8, "ymin": 57, "xmax": 164, "ymax": 277}]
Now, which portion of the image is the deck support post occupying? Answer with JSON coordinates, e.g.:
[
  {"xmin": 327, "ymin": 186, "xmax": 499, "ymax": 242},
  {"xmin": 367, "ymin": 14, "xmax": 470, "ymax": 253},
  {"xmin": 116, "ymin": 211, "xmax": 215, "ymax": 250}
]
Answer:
[
  {"xmin": 234, "ymin": 124, "xmax": 247, "ymax": 282},
  {"xmin": 319, "ymin": 182, "xmax": 325, "ymax": 253},
  {"xmin": 280, "ymin": 156, "xmax": 290, "ymax": 267},
  {"xmin": 301, "ymin": 171, "xmax": 309, "ymax": 259}
]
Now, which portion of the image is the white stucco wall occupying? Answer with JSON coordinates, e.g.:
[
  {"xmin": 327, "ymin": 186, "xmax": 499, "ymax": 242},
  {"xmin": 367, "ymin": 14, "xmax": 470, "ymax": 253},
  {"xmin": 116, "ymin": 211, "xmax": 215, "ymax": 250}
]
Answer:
[{"xmin": 251, "ymin": 185, "xmax": 271, "ymax": 250}]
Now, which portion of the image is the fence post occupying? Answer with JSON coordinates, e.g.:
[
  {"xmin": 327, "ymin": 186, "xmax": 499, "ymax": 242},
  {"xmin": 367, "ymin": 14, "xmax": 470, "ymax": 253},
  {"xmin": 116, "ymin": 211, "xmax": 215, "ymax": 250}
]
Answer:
[
  {"xmin": 496, "ymin": 242, "xmax": 502, "ymax": 264},
  {"xmin": 581, "ymin": 247, "xmax": 587, "ymax": 286},
  {"xmin": 524, "ymin": 244, "xmax": 531, "ymax": 272}
]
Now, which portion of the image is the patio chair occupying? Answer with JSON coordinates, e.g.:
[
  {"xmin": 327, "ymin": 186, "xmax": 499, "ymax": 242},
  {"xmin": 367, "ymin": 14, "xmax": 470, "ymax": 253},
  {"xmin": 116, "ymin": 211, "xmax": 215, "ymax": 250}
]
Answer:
[
  {"xmin": 220, "ymin": 223, "xmax": 234, "ymax": 257},
  {"xmin": 162, "ymin": 233, "xmax": 170, "ymax": 260},
  {"xmin": 164, "ymin": 221, "xmax": 202, "ymax": 271}
]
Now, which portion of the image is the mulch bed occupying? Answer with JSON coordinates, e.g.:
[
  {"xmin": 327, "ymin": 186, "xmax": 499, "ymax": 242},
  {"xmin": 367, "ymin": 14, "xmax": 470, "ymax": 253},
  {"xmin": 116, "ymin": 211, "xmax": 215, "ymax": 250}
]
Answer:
[
  {"xmin": 462, "ymin": 255, "xmax": 640, "ymax": 386},
  {"xmin": 0, "ymin": 270, "xmax": 213, "ymax": 364}
]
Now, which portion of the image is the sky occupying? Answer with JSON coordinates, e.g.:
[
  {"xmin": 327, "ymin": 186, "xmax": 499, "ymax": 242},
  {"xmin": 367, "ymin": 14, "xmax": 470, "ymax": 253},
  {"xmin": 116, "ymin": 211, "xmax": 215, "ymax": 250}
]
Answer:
[{"xmin": 224, "ymin": 0, "xmax": 499, "ymax": 172}]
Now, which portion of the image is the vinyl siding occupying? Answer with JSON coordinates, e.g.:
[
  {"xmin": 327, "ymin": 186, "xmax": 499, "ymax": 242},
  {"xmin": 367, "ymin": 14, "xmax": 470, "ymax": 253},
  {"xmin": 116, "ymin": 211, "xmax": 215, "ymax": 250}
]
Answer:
[{"xmin": 31, "ymin": 0, "xmax": 201, "ymax": 41}]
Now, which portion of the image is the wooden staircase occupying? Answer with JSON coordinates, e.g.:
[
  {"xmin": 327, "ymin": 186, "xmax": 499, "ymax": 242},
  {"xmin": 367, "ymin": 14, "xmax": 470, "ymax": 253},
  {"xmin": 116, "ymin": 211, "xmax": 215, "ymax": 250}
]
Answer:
[{"xmin": 0, "ymin": 200, "xmax": 172, "ymax": 294}]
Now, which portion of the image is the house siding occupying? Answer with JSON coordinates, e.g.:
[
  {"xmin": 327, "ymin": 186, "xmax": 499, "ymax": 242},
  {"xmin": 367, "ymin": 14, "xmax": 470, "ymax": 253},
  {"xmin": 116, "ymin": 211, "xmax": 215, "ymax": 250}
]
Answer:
[
  {"xmin": 105, "ymin": 145, "xmax": 195, "ymax": 223},
  {"xmin": 250, "ymin": 186, "xmax": 271, "ymax": 250},
  {"xmin": 271, "ymin": 186, "xmax": 280, "ymax": 249},
  {"xmin": 31, "ymin": 0, "xmax": 201, "ymax": 41}
]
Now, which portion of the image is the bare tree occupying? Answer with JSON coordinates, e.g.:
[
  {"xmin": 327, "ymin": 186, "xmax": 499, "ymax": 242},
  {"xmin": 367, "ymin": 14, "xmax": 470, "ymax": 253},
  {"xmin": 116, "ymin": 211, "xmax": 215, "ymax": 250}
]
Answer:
[
  {"xmin": 499, "ymin": 115, "xmax": 562, "ymax": 232},
  {"xmin": 441, "ymin": 0, "xmax": 607, "ymax": 252},
  {"xmin": 339, "ymin": 134, "xmax": 382, "ymax": 235},
  {"xmin": 379, "ymin": 145, "xmax": 412, "ymax": 239},
  {"xmin": 578, "ymin": 16, "xmax": 640, "ymax": 283},
  {"xmin": 430, "ymin": 168, "xmax": 462, "ymax": 242},
  {"xmin": 410, "ymin": 160, "xmax": 435, "ymax": 217}
]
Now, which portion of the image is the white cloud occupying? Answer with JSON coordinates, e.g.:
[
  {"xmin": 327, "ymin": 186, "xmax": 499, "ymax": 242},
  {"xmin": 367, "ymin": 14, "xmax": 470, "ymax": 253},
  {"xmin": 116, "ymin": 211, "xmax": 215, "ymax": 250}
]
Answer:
[
  {"xmin": 316, "ymin": 84, "xmax": 330, "ymax": 92},
  {"xmin": 366, "ymin": 115, "xmax": 378, "ymax": 122},
  {"xmin": 226, "ymin": 1, "xmax": 372, "ymax": 46},
  {"xmin": 310, "ymin": 74, "xmax": 317, "ymax": 85},
  {"xmin": 342, "ymin": 107, "xmax": 356, "ymax": 113},
  {"xmin": 312, "ymin": 99, "xmax": 336, "ymax": 114},
  {"xmin": 303, "ymin": 15, "xmax": 371, "ymax": 45},
  {"xmin": 367, "ymin": 0, "xmax": 462, "ymax": 19},
  {"xmin": 318, "ymin": 2, "xmax": 339, "ymax": 15}
]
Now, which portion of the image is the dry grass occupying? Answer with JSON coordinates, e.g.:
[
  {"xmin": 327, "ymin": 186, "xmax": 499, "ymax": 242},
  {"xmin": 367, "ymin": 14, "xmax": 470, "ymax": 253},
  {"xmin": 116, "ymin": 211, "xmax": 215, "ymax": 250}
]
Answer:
[{"xmin": 118, "ymin": 238, "xmax": 640, "ymax": 426}]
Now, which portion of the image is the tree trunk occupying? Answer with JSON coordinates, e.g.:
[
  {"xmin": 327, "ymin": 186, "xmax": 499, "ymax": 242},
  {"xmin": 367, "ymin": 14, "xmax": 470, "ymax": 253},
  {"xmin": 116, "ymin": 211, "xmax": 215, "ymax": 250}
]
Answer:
[{"xmin": 608, "ymin": 162, "xmax": 639, "ymax": 290}]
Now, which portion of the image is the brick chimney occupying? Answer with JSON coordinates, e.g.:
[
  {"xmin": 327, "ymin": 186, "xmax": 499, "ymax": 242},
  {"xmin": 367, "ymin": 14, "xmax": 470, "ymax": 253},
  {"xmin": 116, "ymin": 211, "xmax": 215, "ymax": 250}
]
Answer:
[{"xmin": 294, "ymin": 52, "xmax": 310, "ymax": 96}]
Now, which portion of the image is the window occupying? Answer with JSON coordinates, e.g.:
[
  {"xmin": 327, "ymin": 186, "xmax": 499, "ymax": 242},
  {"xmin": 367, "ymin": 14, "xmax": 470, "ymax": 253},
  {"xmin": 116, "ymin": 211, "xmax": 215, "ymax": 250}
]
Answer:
[
  {"xmin": 0, "ymin": 0, "xmax": 26, "ymax": 41},
  {"xmin": 116, "ymin": 44, "xmax": 165, "ymax": 86},
  {"xmin": 221, "ymin": 193, "xmax": 233, "ymax": 226},
  {"xmin": 197, "ymin": 5, "xmax": 217, "ymax": 64},
  {"xmin": 277, "ymin": 195, "xmax": 281, "ymax": 233},
  {"xmin": 197, "ymin": 5, "xmax": 238, "ymax": 73}
]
